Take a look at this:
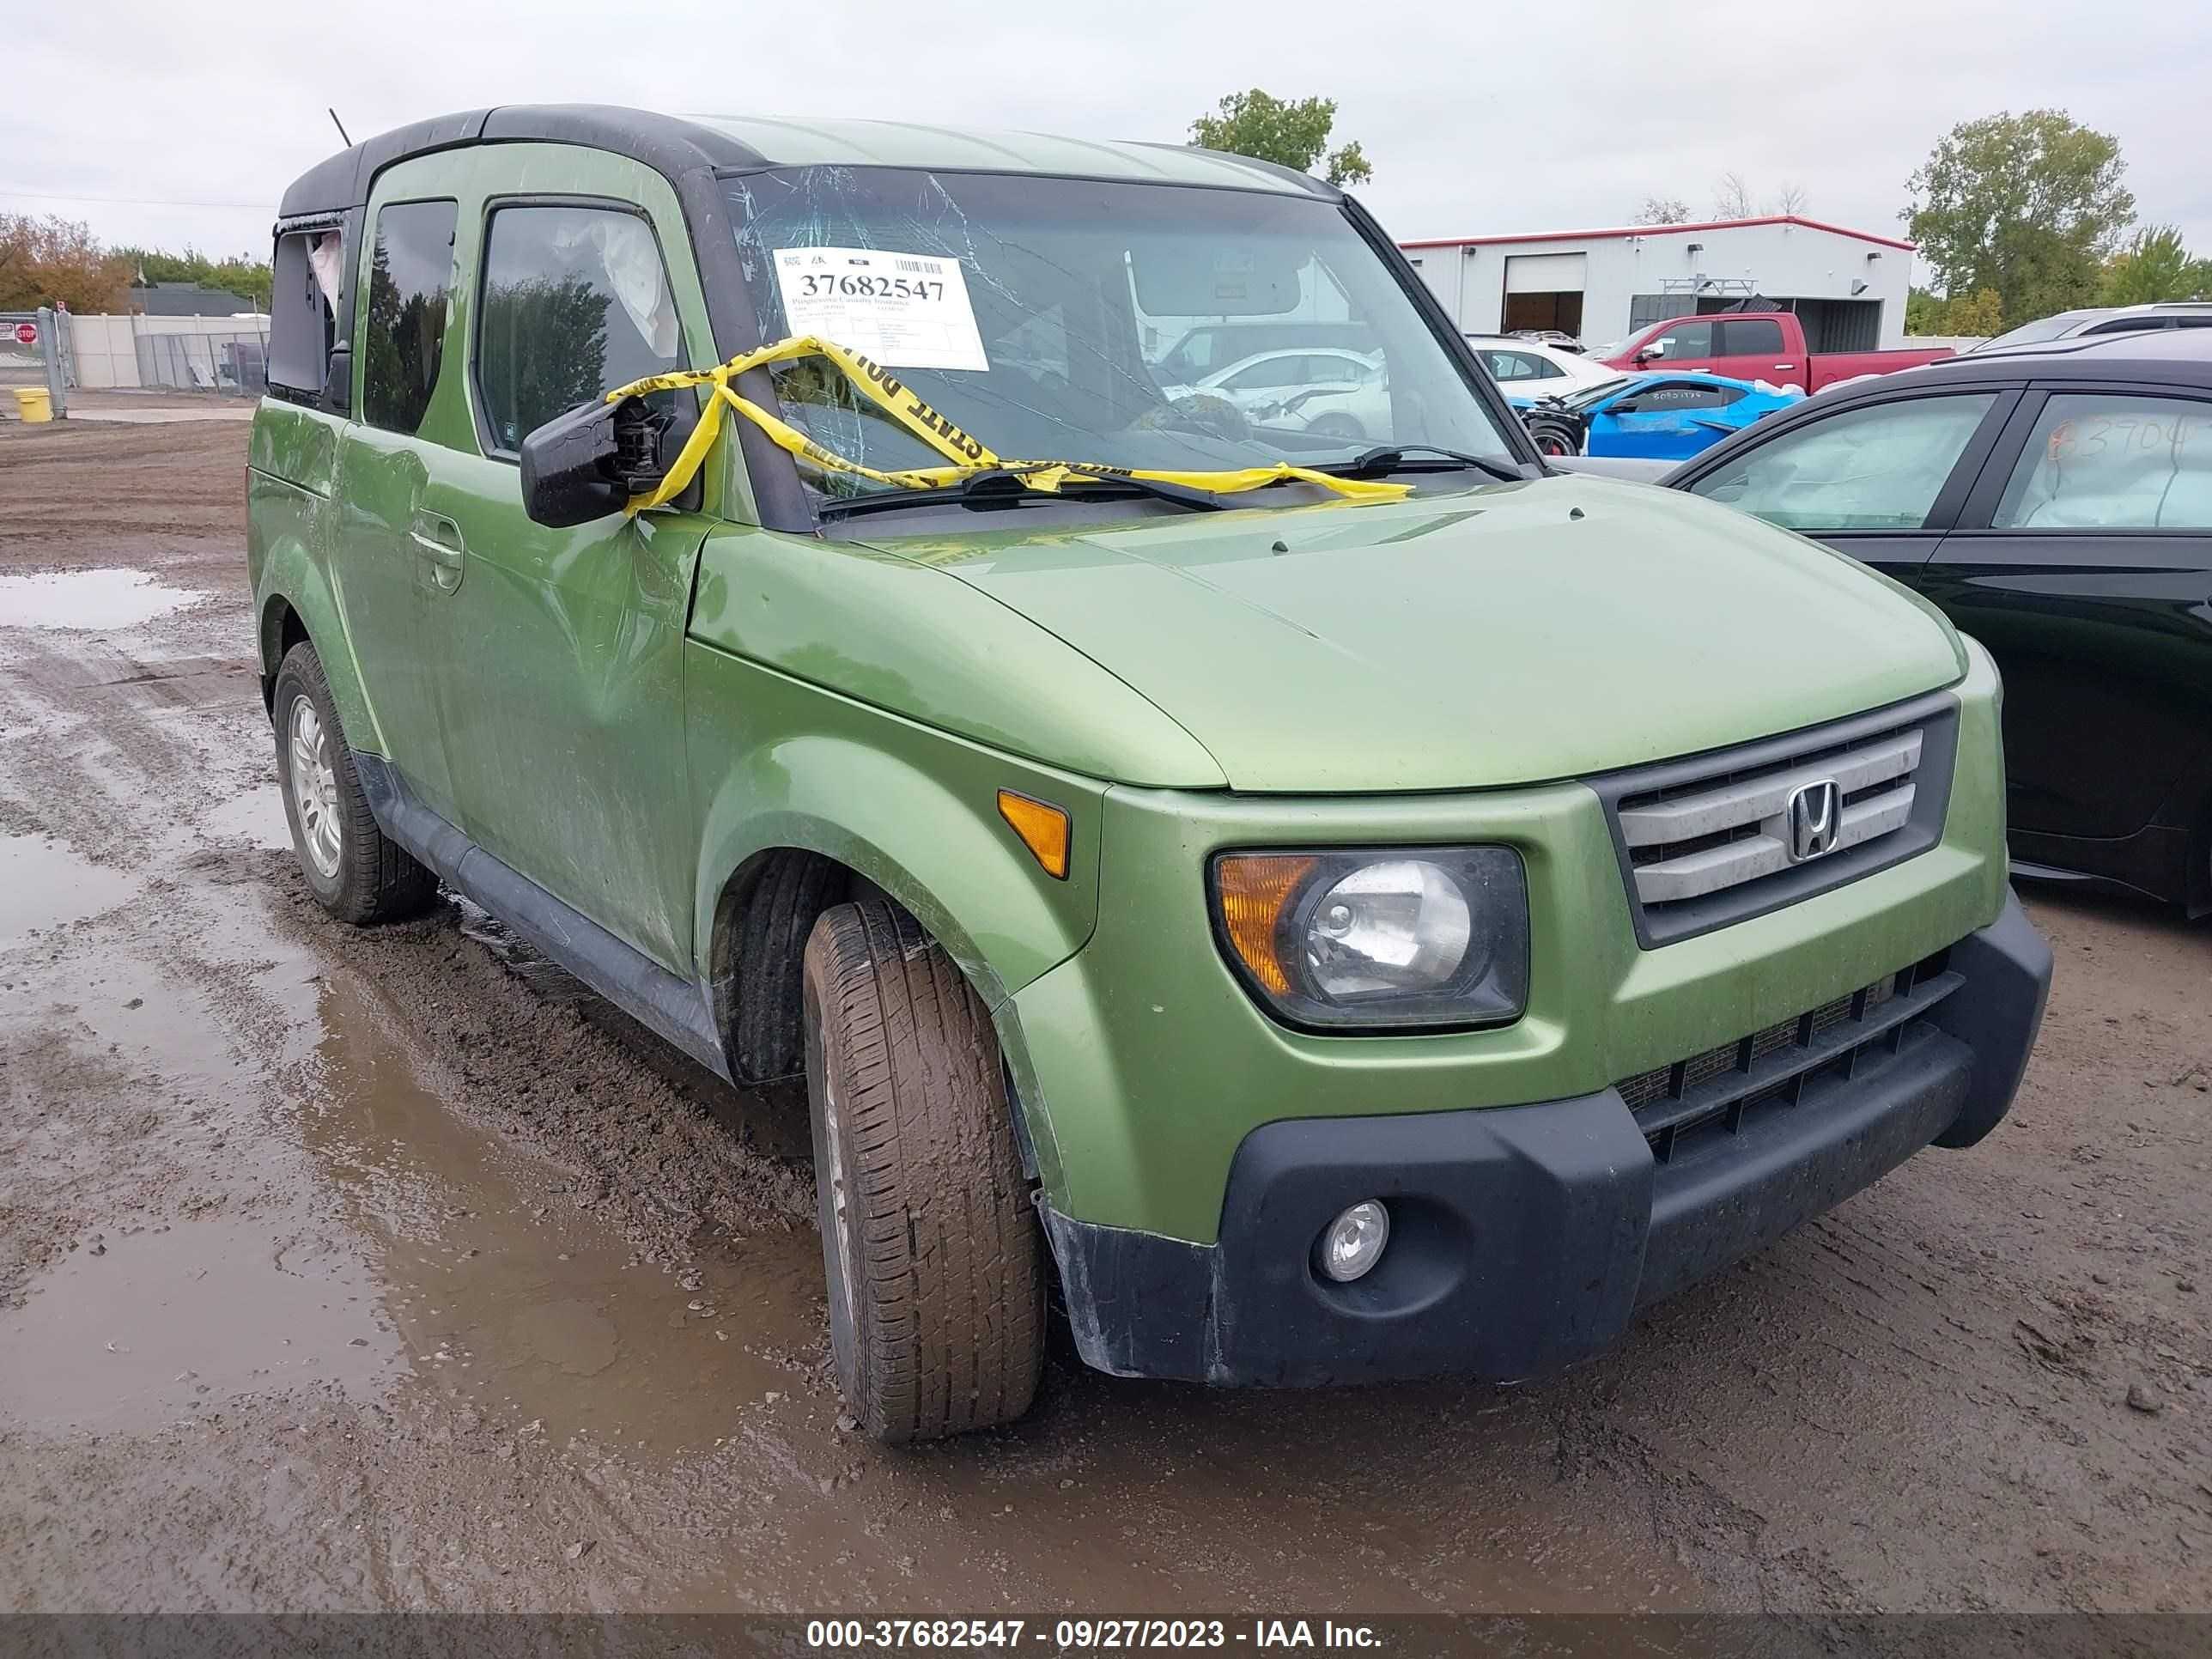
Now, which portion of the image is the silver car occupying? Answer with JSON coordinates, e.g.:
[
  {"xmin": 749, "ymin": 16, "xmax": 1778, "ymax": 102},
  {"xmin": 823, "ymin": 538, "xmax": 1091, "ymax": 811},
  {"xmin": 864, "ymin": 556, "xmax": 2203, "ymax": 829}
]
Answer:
[{"xmin": 1975, "ymin": 301, "xmax": 2212, "ymax": 352}]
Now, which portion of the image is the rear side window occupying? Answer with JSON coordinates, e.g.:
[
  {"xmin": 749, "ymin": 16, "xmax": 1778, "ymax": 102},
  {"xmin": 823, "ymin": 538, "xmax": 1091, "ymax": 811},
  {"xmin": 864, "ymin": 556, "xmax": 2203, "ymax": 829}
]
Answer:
[
  {"xmin": 1689, "ymin": 393, "xmax": 1996, "ymax": 531},
  {"xmin": 1630, "ymin": 382, "xmax": 1744, "ymax": 410},
  {"xmin": 362, "ymin": 199, "xmax": 459, "ymax": 436},
  {"xmin": 476, "ymin": 204, "xmax": 685, "ymax": 455},
  {"xmin": 1993, "ymin": 394, "xmax": 2212, "ymax": 529},
  {"xmin": 1720, "ymin": 319, "xmax": 1784, "ymax": 356},
  {"xmin": 267, "ymin": 228, "xmax": 340, "ymax": 402},
  {"xmin": 1484, "ymin": 350, "xmax": 1556, "ymax": 382}
]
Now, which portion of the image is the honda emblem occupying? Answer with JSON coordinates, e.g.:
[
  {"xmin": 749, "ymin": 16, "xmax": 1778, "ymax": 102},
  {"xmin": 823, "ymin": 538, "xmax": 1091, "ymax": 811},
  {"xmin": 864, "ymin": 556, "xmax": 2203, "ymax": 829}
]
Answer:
[{"xmin": 1784, "ymin": 780, "xmax": 1843, "ymax": 863}]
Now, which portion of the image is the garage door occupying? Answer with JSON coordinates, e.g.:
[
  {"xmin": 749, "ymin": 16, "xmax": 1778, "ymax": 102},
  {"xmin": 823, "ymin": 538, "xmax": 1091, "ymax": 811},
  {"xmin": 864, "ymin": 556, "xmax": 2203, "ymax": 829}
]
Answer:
[{"xmin": 1504, "ymin": 253, "xmax": 1588, "ymax": 294}]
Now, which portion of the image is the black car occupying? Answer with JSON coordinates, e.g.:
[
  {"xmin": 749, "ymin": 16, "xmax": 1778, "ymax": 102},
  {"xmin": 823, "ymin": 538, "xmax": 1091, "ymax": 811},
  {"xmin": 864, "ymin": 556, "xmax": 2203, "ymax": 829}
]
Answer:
[{"xmin": 1658, "ymin": 331, "xmax": 2212, "ymax": 912}]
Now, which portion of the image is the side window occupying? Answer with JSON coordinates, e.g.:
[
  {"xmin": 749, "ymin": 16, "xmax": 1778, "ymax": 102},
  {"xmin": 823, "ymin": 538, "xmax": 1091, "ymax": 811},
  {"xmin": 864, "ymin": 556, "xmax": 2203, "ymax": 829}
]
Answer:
[
  {"xmin": 1720, "ymin": 319, "xmax": 1784, "ymax": 356},
  {"xmin": 268, "ymin": 228, "xmax": 340, "ymax": 403},
  {"xmin": 1690, "ymin": 393, "xmax": 1996, "ymax": 531},
  {"xmin": 476, "ymin": 204, "xmax": 686, "ymax": 455},
  {"xmin": 362, "ymin": 199, "xmax": 459, "ymax": 436},
  {"xmin": 1993, "ymin": 394, "xmax": 2212, "ymax": 530},
  {"xmin": 1628, "ymin": 382, "xmax": 1743, "ymax": 410},
  {"xmin": 1650, "ymin": 319, "xmax": 1715, "ymax": 359},
  {"xmin": 1224, "ymin": 355, "xmax": 1300, "ymax": 390},
  {"xmin": 1485, "ymin": 351, "xmax": 1542, "ymax": 382}
]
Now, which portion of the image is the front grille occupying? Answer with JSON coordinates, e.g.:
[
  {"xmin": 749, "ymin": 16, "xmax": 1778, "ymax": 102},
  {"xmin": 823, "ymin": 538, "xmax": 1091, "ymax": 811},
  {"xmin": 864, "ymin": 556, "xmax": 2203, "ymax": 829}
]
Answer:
[
  {"xmin": 1591, "ymin": 693, "xmax": 1959, "ymax": 948},
  {"xmin": 1616, "ymin": 948, "xmax": 1958, "ymax": 1164}
]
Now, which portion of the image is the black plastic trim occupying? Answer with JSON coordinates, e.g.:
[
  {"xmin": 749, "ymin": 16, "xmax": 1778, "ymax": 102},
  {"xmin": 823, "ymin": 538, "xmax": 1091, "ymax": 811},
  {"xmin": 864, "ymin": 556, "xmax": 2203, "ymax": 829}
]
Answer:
[
  {"xmin": 1589, "ymin": 689, "xmax": 1960, "ymax": 949},
  {"xmin": 351, "ymin": 754, "xmax": 731, "ymax": 1081},
  {"xmin": 1042, "ymin": 895, "xmax": 2049, "ymax": 1389},
  {"xmin": 1632, "ymin": 968, "xmax": 1963, "ymax": 1150}
]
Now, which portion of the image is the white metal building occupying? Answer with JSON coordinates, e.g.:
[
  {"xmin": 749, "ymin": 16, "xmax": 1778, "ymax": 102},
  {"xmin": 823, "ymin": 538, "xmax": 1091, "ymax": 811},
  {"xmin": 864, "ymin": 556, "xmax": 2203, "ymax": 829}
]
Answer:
[{"xmin": 1399, "ymin": 216, "xmax": 1917, "ymax": 352}]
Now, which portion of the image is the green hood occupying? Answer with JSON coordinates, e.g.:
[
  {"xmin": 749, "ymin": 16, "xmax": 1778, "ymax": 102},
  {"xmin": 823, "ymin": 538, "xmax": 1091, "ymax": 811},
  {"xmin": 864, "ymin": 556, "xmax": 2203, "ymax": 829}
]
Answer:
[{"xmin": 862, "ymin": 475, "xmax": 1966, "ymax": 793}]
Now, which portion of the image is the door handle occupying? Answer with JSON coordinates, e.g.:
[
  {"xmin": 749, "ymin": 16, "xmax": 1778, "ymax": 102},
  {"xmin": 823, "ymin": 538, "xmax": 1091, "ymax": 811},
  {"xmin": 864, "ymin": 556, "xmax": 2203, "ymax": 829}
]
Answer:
[
  {"xmin": 408, "ymin": 512, "xmax": 466, "ymax": 593},
  {"xmin": 1774, "ymin": 362, "xmax": 1796, "ymax": 370}
]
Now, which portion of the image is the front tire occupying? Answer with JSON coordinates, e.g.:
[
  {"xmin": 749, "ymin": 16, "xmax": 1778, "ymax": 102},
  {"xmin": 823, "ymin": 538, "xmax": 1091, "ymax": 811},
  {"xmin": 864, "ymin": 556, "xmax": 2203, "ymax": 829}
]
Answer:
[
  {"xmin": 271, "ymin": 642, "xmax": 437, "ymax": 925},
  {"xmin": 802, "ymin": 899, "xmax": 1044, "ymax": 1443},
  {"xmin": 1527, "ymin": 417, "xmax": 1581, "ymax": 459}
]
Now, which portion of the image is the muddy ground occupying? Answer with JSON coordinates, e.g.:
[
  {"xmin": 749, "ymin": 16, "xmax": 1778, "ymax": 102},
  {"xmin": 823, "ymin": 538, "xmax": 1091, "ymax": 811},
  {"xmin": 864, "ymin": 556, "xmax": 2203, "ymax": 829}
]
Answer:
[{"xmin": 0, "ymin": 415, "xmax": 2208, "ymax": 1620}]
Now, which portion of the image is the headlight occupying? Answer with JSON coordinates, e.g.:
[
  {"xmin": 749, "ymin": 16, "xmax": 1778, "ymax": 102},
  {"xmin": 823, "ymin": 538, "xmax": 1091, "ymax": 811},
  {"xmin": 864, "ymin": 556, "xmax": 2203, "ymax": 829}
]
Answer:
[{"xmin": 1209, "ymin": 847, "xmax": 1528, "ymax": 1032}]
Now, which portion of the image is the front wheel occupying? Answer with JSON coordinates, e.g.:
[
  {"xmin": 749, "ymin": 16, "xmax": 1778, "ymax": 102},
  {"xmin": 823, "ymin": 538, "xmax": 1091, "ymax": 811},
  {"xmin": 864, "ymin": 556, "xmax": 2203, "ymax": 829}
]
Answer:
[
  {"xmin": 801, "ymin": 898, "xmax": 1044, "ymax": 1443},
  {"xmin": 1527, "ymin": 418, "xmax": 1581, "ymax": 459}
]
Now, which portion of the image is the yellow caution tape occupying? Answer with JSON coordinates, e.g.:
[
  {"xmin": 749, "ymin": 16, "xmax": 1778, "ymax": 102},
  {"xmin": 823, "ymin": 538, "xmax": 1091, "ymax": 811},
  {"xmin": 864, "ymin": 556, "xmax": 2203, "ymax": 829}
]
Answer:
[{"xmin": 605, "ymin": 335, "xmax": 1413, "ymax": 515}]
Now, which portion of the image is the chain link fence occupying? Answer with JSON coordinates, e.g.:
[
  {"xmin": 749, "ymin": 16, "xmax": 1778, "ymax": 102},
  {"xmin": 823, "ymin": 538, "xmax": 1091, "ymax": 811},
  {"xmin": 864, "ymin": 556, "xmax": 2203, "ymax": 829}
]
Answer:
[
  {"xmin": 136, "ymin": 325, "xmax": 269, "ymax": 395},
  {"xmin": 0, "ymin": 311, "xmax": 47, "ymax": 387}
]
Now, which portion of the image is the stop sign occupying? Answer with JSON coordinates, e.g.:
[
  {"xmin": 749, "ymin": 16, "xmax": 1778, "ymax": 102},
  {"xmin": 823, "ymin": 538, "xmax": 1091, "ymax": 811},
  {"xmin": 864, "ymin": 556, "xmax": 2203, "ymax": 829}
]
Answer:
[{"xmin": 12, "ymin": 322, "xmax": 33, "ymax": 347}]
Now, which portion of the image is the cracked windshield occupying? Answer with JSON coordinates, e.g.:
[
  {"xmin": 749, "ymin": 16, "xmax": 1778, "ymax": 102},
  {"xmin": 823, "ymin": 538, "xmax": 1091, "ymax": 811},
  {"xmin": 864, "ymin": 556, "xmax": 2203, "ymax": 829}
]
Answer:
[{"xmin": 726, "ymin": 167, "xmax": 1520, "ymax": 501}]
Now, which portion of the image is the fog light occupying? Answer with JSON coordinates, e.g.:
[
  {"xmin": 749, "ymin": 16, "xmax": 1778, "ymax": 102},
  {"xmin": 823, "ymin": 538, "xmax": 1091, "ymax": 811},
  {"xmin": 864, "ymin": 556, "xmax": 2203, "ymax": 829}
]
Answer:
[{"xmin": 1317, "ymin": 1200, "xmax": 1390, "ymax": 1283}]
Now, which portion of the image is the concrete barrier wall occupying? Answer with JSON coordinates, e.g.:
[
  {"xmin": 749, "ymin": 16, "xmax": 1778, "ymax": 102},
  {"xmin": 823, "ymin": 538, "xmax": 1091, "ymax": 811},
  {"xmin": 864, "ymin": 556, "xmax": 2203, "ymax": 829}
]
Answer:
[{"xmin": 67, "ymin": 312, "xmax": 272, "ymax": 389}]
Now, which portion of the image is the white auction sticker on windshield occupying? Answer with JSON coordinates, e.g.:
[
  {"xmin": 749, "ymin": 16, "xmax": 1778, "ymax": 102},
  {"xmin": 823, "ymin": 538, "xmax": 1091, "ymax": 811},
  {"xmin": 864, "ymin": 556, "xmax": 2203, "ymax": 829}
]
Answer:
[{"xmin": 773, "ymin": 247, "xmax": 990, "ymax": 373}]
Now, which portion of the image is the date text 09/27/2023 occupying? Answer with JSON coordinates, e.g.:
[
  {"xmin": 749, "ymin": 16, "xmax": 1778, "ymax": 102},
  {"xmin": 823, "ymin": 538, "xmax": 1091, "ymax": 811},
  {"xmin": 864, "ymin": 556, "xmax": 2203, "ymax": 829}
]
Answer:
[{"xmin": 805, "ymin": 1620, "xmax": 1384, "ymax": 1650}]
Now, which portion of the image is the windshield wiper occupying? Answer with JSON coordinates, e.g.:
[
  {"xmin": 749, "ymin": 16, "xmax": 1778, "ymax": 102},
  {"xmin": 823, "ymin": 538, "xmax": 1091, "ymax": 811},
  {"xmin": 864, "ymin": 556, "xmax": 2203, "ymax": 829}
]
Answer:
[
  {"xmin": 1321, "ymin": 445, "xmax": 1526, "ymax": 484},
  {"xmin": 815, "ymin": 467, "xmax": 1224, "ymax": 521}
]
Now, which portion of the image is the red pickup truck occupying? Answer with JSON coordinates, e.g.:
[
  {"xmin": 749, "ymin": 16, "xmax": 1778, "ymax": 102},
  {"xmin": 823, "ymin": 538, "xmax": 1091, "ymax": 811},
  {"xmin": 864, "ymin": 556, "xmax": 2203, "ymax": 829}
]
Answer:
[{"xmin": 1595, "ymin": 313, "xmax": 1951, "ymax": 393}]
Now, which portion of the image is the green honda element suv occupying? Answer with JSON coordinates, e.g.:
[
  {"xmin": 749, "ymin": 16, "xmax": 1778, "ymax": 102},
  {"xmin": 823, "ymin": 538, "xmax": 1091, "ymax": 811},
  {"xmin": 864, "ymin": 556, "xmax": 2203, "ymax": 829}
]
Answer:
[{"xmin": 249, "ymin": 106, "xmax": 2051, "ymax": 1442}]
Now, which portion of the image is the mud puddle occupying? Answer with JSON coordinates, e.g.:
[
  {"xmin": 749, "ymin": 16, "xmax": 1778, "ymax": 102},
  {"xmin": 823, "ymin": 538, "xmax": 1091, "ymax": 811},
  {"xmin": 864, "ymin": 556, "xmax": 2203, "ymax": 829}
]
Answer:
[
  {"xmin": 301, "ymin": 973, "xmax": 824, "ymax": 1454},
  {"xmin": 0, "ymin": 878, "xmax": 825, "ymax": 1459},
  {"xmin": 0, "ymin": 568, "xmax": 203, "ymax": 630},
  {"xmin": 0, "ymin": 1216, "xmax": 394, "ymax": 1431},
  {"xmin": 0, "ymin": 833, "xmax": 142, "ymax": 946},
  {"xmin": 198, "ymin": 781, "xmax": 289, "ymax": 849}
]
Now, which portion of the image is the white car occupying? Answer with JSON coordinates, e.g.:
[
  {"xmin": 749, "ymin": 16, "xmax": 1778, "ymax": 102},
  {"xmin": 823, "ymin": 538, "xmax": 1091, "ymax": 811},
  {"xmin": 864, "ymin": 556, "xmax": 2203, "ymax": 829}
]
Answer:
[
  {"xmin": 1463, "ymin": 336, "xmax": 1620, "ymax": 396},
  {"xmin": 1259, "ymin": 355, "xmax": 1393, "ymax": 443},
  {"xmin": 1162, "ymin": 346, "xmax": 1385, "ymax": 415}
]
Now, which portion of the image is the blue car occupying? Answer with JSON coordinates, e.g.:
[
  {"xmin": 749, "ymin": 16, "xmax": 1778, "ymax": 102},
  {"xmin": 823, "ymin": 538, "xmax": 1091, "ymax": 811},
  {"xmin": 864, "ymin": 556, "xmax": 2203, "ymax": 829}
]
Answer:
[{"xmin": 1510, "ymin": 372, "xmax": 1802, "ymax": 461}]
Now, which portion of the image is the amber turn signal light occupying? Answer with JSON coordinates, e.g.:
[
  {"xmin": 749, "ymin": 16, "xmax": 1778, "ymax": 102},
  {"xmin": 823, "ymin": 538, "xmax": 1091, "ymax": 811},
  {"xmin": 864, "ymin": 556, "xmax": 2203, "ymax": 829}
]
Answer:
[
  {"xmin": 1212, "ymin": 853, "xmax": 1317, "ymax": 996},
  {"xmin": 997, "ymin": 790, "xmax": 1071, "ymax": 880}
]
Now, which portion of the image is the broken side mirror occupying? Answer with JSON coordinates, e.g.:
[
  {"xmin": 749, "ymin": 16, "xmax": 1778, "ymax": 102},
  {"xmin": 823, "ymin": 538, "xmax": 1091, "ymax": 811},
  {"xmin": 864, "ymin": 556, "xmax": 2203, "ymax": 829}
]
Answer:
[
  {"xmin": 519, "ymin": 396, "xmax": 678, "ymax": 529},
  {"xmin": 320, "ymin": 345, "xmax": 351, "ymax": 416}
]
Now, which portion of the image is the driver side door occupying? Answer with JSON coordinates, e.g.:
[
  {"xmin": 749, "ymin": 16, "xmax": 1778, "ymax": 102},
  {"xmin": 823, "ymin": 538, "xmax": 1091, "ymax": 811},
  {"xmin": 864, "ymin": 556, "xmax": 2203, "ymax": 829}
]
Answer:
[{"xmin": 413, "ymin": 146, "xmax": 718, "ymax": 975}]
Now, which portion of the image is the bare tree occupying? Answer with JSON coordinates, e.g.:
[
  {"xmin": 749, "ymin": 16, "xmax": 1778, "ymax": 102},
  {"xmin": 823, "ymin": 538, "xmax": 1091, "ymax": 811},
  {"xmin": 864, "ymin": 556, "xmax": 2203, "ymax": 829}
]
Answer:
[
  {"xmin": 1712, "ymin": 172, "xmax": 1754, "ymax": 219},
  {"xmin": 1771, "ymin": 181, "xmax": 1810, "ymax": 215},
  {"xmin": 1632, "ymin": 195, "xmax": 1692, "ymax": 226}
]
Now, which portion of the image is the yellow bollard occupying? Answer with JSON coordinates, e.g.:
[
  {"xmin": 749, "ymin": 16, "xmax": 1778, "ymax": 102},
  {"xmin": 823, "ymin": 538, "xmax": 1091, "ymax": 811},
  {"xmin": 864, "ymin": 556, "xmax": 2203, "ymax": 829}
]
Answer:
[{"xmin": 11, "ymin": 387, "xmax": 53, "ymax": 423}]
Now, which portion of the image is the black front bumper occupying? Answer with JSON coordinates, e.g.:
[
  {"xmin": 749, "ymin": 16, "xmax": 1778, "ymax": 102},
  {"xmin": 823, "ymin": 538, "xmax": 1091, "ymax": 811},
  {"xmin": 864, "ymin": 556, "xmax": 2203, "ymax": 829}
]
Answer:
[{"xmin": 1043, "ymin": 896, "xmax": 2052, "ymax": 1388}]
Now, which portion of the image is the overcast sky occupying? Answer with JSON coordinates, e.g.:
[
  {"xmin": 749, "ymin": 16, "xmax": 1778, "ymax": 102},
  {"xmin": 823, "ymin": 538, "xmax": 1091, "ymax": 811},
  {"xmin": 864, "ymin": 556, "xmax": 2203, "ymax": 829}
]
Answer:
[{"xmin": 7, "ymin": 0, "xmax": 2209, "ymax": 278}]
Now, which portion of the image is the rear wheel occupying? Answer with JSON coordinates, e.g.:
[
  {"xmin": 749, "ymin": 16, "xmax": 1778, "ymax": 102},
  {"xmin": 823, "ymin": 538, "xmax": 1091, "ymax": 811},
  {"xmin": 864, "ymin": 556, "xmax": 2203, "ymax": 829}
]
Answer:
[
  {"xmin": 801, "ymin": 898, "xmax": 1044, "ymax": 1443},
  {"xmin": 1305, "ymin": 413, "xmax": 1364, "ymax": 441},
  {"xmin": 271, "ymin": 642, "xmax": 437, "ymax": 924}
]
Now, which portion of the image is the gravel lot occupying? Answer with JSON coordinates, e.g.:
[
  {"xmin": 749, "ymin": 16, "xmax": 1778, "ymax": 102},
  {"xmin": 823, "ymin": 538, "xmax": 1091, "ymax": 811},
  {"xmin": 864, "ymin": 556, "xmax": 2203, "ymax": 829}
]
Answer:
[{"xmin": 2, "ymin": 416, "xmax": 2208, "ymax": 1621}]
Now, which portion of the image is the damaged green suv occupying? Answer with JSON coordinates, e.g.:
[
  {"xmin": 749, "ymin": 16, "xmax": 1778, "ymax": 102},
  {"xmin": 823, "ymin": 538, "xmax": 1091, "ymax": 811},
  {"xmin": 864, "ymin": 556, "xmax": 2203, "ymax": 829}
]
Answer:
[{"xmin": 249, "ymin": 106, "xmax": 2051, "ymax": 1442}]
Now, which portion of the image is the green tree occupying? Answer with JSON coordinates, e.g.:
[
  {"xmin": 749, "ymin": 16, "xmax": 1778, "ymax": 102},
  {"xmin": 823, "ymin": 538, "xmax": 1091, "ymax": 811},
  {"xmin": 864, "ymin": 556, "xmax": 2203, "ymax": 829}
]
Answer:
[
  {"xmin": 0, "ymin": 213, "xmax": 131, "ymax": 312},
  {"xmin": 1905, "ymin": 109, "xmax": 2135, "ymax": 328},
  {"xmin": 1632, "ymin": 196, "xmax": 1691, "ymax": 226},
  {"xmin": 1905, "ymin": 284, "xmax": 2004, "ymax": 338},
  {"xmin": 2100, "ymin": 225, "xmax": 2212, "ymax": 305},
  {"xmin": 1188, "ymin": 89, "xmax": 1372, "ymax": 186},
  {"xmin": 110, "ymin": 243, "xmax": 274, "ymax": 310}
]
